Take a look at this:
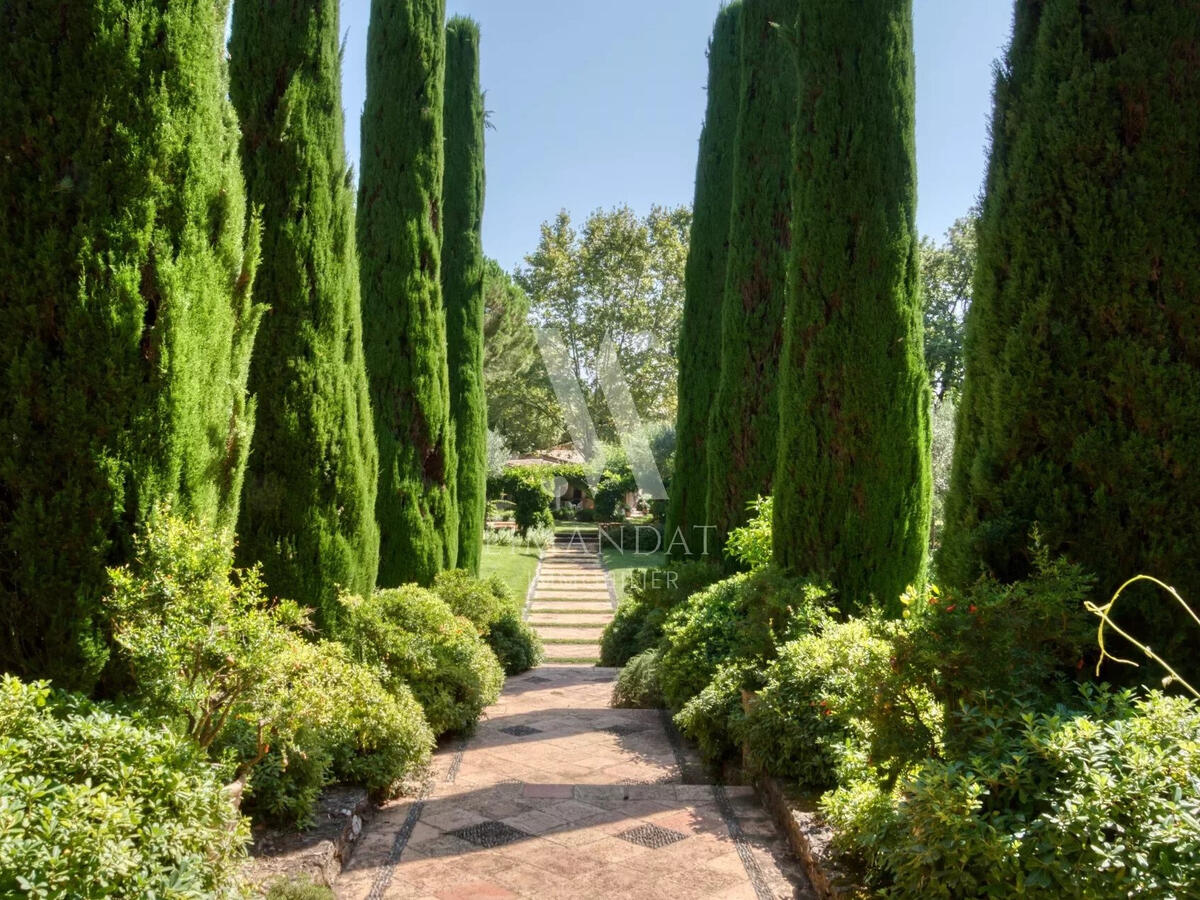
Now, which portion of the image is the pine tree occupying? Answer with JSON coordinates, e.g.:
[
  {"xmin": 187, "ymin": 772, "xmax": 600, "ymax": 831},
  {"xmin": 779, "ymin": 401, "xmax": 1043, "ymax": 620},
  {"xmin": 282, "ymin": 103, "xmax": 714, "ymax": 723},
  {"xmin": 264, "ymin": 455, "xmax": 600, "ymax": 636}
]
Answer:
[
  {"xmin": 230, "ymin": 0, "xmax": 380, "ymax": 622},
  {"xmin": 442, "ymin": 17, "xmax": 487, "ymax": 575},
  {"xmin": 0, "ymin": 0, "xmax": 262, "ymax": 690},
  {"xmin": 939, "ymin": 0, "xmax": 1200, "ymax": 669},
  {"xmin": 705, "ymin": 0, "xmax": 797, "ymax": 558},
  {"xmin": 358, "ymin": 0, "xmax": 458, "ymax": 586},
  {"xmin": 666, "ymin": 2, "xmax": 742, "ymax": 560},
  {"xmin": 774, "ymin": 0, "xmax": 930, "ymax": 611}
]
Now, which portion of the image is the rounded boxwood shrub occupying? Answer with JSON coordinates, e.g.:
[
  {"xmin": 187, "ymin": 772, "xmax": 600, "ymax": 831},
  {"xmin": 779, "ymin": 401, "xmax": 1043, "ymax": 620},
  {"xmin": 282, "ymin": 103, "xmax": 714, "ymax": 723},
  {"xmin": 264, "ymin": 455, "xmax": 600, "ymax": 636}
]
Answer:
[
  {"xmin": 0, "ymin": 676, "xmax": 247, "ymax": 897},
  {"xmin": 486, "ymin": 610, "xmax": 544, "ymax": 676},
  {"xmin": 432, "ymin": 570, "xmax": 542, "ymax": 675},
  {"xmin": 658, "ymin": 569, "xmax": 831, "ymax": 710},
  {"xmin": 340, "ymin": 586, "xmax": 504, "ymax": 736},
  {"xmin": 612, "ymin": 648, "xmax": 665, "ymax": 709},
  {"xmin": 600, "ymin": 560, "xmax": 724, "ymax": 667}
]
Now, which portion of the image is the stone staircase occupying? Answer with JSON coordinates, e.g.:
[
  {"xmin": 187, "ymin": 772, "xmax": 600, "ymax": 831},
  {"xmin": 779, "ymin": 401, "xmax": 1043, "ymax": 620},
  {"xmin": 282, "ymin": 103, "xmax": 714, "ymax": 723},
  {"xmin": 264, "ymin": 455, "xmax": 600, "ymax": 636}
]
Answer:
[{"xmin": 526, "ymin": 529, "xmax": 613, "ymax": 664}]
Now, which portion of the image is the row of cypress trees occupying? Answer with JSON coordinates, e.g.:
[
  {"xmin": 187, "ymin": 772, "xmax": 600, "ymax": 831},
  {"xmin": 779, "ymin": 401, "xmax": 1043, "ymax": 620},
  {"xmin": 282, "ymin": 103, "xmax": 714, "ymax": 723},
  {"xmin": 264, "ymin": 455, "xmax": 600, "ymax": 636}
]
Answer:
[
  {"xmin": 670, "ymin": 0, "xmax": 930, "ymax": 608},
  {"xmin": 939, "ymin": 0, "xmax": 1200, "ymax": 666},
  {"xmin": 676, "ymin": 0, "xmax": 1200, "ymax": 667},
  {"xmin": 0, "ymin": 0, "xmax": 490, "ymax": 690}
]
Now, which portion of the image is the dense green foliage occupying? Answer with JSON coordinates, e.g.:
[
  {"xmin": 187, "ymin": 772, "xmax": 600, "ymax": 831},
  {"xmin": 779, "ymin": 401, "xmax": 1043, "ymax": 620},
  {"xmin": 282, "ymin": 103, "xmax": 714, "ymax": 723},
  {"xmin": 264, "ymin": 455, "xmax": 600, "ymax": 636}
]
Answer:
[
  {"xmin": 230, "ymin": 0, "xmax": 380, "ymax": 621},
  {"xmin": 340, "ymin": 585, "xmax": 503, "ymax": 736},
  {"xmin": 0, "ymin": 676, "xmax": 248, "ymax": 897},
  {"xmin": 705, "ymin": 0, "xmax": 797, "ymax": 554},
  {"xmin": 519, "ymin": 206, "xmax": 691, "ymax": 433},
  {"xmin": 105, "ymin": 515, "xmax": 432, "ymax": 827},
  {"xmin": 824, "ymin": 689, "xmax": 1200, "ymax": 898},
  {"xmin": 939, "ymin": 0, "xmax": 1200, "ymax": 671},
  {"xmin": 432, "ymin": 569, "xmax": 543, "ymax": 674},
  {"xmin": 659, "ymin": 570, "xmax": 830, "ymax": 711},
  {"xmin": 599, "ymin": 560, "xmax": 724, "ymax": 667},
  {"xmin": 921, "ymin": 214, "xmax": 976, "ymax": 401},
  {"xmin": 358, "ymin": 0, "xmax": 457, "ymax": 586},
  {"xmin": 482, "ymin": 261, "xmax": 562, "ymax": 453},
  {"xmin": 667, "ymin": 3, "xmax": 742, "ymax": 559},
  {"xmin": 0, "ymin": 0, "xmax": 262, "ymax": 691},
  {"xmin": 775, "ymin": 0, "xmax": 930, "ymax": 611},
  {"xmin": 612, "ymin": 648, "xmax": 666, "ymax": 710},
  {"xmin": 443, "ymin": 17, "xmax": 488, "ymax": 575}
]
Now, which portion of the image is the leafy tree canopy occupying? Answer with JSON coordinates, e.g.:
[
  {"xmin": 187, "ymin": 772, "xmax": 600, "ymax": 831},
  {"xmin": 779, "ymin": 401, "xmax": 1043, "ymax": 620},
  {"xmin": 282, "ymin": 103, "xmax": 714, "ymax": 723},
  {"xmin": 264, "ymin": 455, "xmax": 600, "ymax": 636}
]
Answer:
[{"xmin": 921, "ymin": 211, "xmax": 977, "ymax": 402}]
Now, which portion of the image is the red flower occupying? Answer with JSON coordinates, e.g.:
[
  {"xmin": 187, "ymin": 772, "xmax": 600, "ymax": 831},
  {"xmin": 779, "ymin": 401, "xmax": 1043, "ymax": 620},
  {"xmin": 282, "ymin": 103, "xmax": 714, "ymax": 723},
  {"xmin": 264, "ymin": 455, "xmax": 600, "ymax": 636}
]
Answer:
[
  {"xmin": 968, "ymin": 604, "xmax": 978, "ymax": 614},
  {"xmin": 945, "ymin": 604, "xmax": 957, "ymax": 613}
]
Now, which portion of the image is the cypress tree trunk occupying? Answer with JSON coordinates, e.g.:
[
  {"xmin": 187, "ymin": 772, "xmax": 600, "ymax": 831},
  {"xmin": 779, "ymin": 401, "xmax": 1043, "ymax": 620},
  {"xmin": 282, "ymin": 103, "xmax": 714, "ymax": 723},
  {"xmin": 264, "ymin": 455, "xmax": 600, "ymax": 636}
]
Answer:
[
  {"xmin": 230, "ymin": 0, "xmax": 381, "ymax": 622},
  {"xmin": 358, "ymin": 0, "xmax": 458, "ymax": 587},
  {"xmin": 666, "ymin": 2, "xmax": 742, "ymax": 560},
  {"xmin": 774, "ymin": 0, "xmax": 930, "ymax": 611},
  {"xmin": 0, "ymin": 0, "xmax": 262, "ymax": 690},
  {"xmin": 704, "ymin": 0, "xmax": 798, "ymax": 559},
  {"xmin": 442, "ymin": 17, "xmax": 487, "ymax": 575},
  {"xmin": 939, "ymin": 0, "xmax": 1200, "ymax": 669}
]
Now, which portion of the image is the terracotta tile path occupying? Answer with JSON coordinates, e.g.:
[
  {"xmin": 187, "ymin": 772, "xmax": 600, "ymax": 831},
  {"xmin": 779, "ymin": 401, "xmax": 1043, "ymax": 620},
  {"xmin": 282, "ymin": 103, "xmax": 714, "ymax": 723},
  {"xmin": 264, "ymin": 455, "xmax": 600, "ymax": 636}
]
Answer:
[{"xmin": 336, "ymin": 535, "xmax": 813, "ymax": 900}]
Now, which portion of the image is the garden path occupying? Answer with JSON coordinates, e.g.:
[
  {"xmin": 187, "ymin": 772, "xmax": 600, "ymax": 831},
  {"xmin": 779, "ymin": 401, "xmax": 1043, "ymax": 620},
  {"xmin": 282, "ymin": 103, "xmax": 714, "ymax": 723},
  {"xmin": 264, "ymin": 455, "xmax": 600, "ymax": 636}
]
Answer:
[{"xmin": 336, "ymin": 536, "xmax": 812, "ymax": 900}]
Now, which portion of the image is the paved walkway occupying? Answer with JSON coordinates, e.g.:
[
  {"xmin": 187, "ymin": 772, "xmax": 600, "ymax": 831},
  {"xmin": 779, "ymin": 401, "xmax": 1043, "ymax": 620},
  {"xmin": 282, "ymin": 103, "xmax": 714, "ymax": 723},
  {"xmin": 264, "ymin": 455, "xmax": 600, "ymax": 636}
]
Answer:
[{"xmin": 336, "ymin": 536, "xmax": 812, "ymax": 900}]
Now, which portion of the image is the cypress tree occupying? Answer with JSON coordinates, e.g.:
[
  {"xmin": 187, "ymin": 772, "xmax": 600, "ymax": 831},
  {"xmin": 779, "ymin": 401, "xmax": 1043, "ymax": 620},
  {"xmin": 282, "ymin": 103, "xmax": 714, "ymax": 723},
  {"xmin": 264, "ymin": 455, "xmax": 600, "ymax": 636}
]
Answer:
[
  {"xmin": 666, "ymin": 2, "xmax": 742, "ymax": 560},
  {"xmin": 939, "ymin": 0, "xmax": 1200, "ymax": 669},
  {"xmin": 705, "ymin": 0, "xmax": 798, "ymax": 558},
  {"xmin": 358, "ymin": 0, "xmax": 458, "ymax": 586},
  {"xmin": 774, "ymin": 0, "xmax": 930, "ymax": 611},
  {"xmin": 230, "ymin": 0, "xmax": 381, "ymax": 622},
  {"xmin": 0, "ymin": 0, "xmax": 262, "ymax": 690},
  {"xmin": 442, "ymin": 17, "xmax": 487, "ymax": 575}
]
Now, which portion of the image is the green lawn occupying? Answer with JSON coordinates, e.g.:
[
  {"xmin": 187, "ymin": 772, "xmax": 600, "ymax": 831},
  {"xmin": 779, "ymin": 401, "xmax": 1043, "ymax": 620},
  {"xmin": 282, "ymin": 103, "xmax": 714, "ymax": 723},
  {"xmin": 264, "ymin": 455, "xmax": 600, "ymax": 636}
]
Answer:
[
  {"xmin": 601, "ymin": 548, "xmax": 667, "ymax": 600},
  {"xmin": 480, "ymin": 544, "xmax": 542, "ymax": 601}
]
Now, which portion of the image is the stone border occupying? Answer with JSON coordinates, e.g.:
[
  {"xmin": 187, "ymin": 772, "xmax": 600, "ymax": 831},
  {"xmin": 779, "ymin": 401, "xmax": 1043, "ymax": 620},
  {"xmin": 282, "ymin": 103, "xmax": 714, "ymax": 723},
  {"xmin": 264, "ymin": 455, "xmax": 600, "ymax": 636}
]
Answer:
[
  {"xmin": 753, "ymin": 776, "xmax": 864, "ymax": 899},
  {"xmin": 250, "ymin": 786, "xmax": 374, "ymax": 892}
]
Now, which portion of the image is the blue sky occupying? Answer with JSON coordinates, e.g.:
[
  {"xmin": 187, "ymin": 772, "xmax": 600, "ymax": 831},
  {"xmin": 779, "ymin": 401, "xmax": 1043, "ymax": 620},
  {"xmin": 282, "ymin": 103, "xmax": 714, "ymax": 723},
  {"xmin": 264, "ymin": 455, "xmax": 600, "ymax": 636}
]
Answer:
[{"xmin": 340, "ymin": 1, "xmax": 1015, "ymax": 273}]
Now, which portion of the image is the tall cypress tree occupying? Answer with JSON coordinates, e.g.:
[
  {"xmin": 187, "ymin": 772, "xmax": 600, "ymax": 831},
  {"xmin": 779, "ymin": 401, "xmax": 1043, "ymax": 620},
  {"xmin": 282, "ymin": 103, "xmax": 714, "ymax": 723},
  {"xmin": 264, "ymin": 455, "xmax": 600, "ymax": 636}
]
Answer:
[
  {"xmin": 774, "ymin": 0, "xmax": 930, "ymax": 611},
  {"xmin": 939, "ymin": 0, "xmax": 1200, "ymax": 669},
  {"xmin": 666, "ymin": 2, "xmax": 742, "ymax": 560},
  {"xmin": 358, "ymin": 0, "xmax": 458, "ymax": 587},
  {"xmin": 0, "ymin": 0, "xmax": 262, "ymax": 690},
  {"xmin": 230, "ymin": 0, "xmax": 380, "ymax": 622},
  {"xmin": 705, "ymin": 0, "xmax": 797, "ymax": 558},
  {"xmin": 442, "ymin": 17, "xmax": 487, "ymax": 575}
]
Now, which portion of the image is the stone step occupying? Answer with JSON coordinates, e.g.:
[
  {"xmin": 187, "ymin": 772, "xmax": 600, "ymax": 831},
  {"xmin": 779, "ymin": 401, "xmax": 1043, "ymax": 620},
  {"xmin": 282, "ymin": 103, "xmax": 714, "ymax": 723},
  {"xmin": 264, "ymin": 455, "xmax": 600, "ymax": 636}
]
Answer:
[
  {"xmin": 532, "ymin": 591, "xmax": 611, "ymax": 601},
  {"xmin": 533, "ymin": 626, "xmax": 606, "ymax": 641},
  {"xmin": 529, "ymin": 602, "xmax": 613, "ymax": 614},
  {"xmin": 527, "ymin": 613, "xmax": 613, "ymax": 625},
  {"xmin": 542, "ymin": 643, "xmax": 601, "ymax": 660}
]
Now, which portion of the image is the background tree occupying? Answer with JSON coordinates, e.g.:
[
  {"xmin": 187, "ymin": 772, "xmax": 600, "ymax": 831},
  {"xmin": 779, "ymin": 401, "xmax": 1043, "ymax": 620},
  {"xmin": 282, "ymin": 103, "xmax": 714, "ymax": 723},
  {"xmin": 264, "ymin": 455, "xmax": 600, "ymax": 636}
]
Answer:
[
  {"xmin": 705, "ymin": 0, "xmax": 797, "ymax": 556},
  {"xmin": 921, "ymin": 212, "xmax": 977, "ymax": 402},
  {"xmin": 230, "ymin": 0, "xmax": 380, "ymax": 621},
  {"xmin": 442, "ymin": 16, "xmax": 487, "ymax": 574},
  {"xmin": 482, "ymin": 260, "xmax": 564, "ymax": 453},
  {"xmin": 938, "ymin": 0, "xmax": 1200, "ymax": 670},
  {"xmin": 775, "ymin": 0, "xmax": 930, "ymax": 611},
  {"xmin": 667, "ymin": 2, "xmax": 742, "ymax": 559},
  {"xmin": 358, "ymin": 0, "xmax": 457, "ymax": 586},
  {"xmin": 0, "ymin": 0, "xmax": 262, "ymax": 690},
  {"xmin": 518, "ymin": 205, "xmax": 691, "ymax": 437}
]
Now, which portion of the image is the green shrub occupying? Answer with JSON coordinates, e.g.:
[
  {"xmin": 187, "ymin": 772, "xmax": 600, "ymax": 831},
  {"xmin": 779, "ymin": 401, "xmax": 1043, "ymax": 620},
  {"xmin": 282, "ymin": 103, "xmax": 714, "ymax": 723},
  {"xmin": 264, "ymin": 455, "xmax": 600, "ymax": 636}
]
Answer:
[
  {"xmin": 659, "ymin": 570, "xmax": 832, "ymax": 710},
  {"xmin": 826, "ymin": 689, "xmax": 1200, "ymax": 898},
  {"xmin": 340, "ymin": 586, "xmax": 504, "ymax": 736},
  {"xmin": 224, "ymin": 640, "xmax": 433, "ymax": 827},
  {"xmin": 899, "ymin": 544, "xmax": 1095, "ymax": 724},
  {"xmin": 675, "ymin": 661, "xmax": 754, "ymax": 764},
  {"xmin": 600, "ymin": 560, "xmax": 724, "ymax": 667},
  {"xmin": 433, "ymin": 569, "xmax": 509, "ymax": 632},
  {"xmin": 742, "ymin": 616, "xmax": 939, "ymax": 790},
  {"xmin": 594, "ymin": 469, "xmax": 635, "ymax": 521},
  {"xmin": 432, "ymin": 570, "xmax": 541, "ymax": 675},
  {"xmin": 487, "ymin": 610, "xmax": 544, "ymax": 675},
  {"xmin": 612, "ymin": 649, "xmax": 665, "ymax": 709},
  {"xmin": 0, "ymin": 676, "xmax": 248, "ymax": 897},
  {"xmin": 507, "ymin": 471, "xmax": 554, "ymax": 536},
  {"xmin": 725, "ymin": 496, "xmax": 773, "ymax": 572}
]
